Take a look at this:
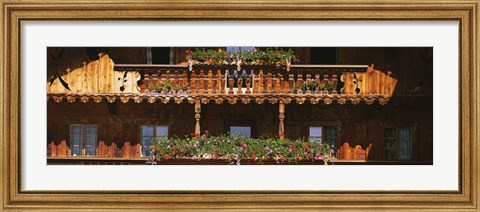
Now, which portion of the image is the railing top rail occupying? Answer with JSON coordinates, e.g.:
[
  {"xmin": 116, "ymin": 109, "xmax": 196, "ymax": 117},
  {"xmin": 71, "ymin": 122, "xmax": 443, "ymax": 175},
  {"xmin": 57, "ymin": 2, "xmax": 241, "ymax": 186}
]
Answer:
[{"xmin": 114, "ymin": 64, "xmax": 369, "ymax": 72}]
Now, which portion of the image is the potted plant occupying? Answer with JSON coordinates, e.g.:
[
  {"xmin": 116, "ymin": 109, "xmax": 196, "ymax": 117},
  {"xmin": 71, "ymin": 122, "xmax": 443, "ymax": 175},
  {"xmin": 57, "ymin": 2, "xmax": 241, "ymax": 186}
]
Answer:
[
  {"xmin": 172, "ymin": 82, "xmax": 180, "ymax": 95},
  {"xmin": 146, "ymin": 81, "xmax": 155, "ymax": 94},
  {"xmin": 318, "ymin": 82, "xmax": 325, "ymax": 95},
  {"xmin": 307, "ymin": 80, "xmax": 317, "ymax": 93},
  {"xmin": 154, "ymin": 82, "xmax": 162, "ymax": 94},
  {"xmin": 292, "ymin": 82, "xmax": 299, "ymax": 94}
]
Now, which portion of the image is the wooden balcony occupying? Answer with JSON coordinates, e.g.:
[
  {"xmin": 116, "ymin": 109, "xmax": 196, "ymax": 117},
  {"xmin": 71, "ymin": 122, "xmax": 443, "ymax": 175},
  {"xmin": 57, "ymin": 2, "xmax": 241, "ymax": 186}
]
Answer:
[{"xmin": 47, "ymin": 53, "xmax": 398, "ymax": 138}]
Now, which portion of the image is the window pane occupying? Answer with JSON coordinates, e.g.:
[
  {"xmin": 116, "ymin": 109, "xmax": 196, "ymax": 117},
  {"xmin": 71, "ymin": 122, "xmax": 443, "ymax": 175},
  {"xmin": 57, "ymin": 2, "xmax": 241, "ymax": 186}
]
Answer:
[
  {"xmin": 384, "ymin": 128, "xmax": 397, "ymax": 160},
  {"xmin": 155, "ymin": 126, "xmax": 168, "ymax": 137},
  {"xmin": 70, "ymin": 126, "xmax": 83, "ymax": 156},
  {"xmin": 324, "ymin": 127, "xmax": 337, "ymax": 146},
  {"xmin": 142, "ymin": 126, "xmax": 154, "ymax": 136},
  {"xmin": 398, "ymin": 128, "xmax": 413, "ymax": 160},
  {"xmin": 309, "ymin": 127, "xmax": 322, "ymax": 142},
  {"xmin": 84, "ymin": 126, "xmax": 97, "ymax": 156},
  {"xmin": 141, "ymin": 137, "xmax": 153, "ymax": 157},
  {"xmin": 230, "ymin": 126, "xmax": 251, "ymax": 138}
]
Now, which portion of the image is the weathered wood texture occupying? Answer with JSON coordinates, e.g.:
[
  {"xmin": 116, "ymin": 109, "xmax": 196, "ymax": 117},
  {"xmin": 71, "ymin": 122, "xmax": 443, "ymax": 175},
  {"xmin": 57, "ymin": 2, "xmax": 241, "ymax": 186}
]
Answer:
[{"xmin": 48, "ymin": 53, "xmax": 141, "ymax": 94}]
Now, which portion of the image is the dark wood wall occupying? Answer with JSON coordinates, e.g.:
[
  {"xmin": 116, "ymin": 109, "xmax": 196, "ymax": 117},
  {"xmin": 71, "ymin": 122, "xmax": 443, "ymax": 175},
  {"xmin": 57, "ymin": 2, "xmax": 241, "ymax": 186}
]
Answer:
[{"xmin": 47, "ymin": 98, "xmax": 433, "ymax": 161}]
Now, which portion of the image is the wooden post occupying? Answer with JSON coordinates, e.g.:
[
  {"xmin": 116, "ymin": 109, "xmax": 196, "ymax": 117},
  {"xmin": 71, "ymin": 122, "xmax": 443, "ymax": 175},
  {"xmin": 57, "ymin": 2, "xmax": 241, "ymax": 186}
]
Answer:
[
  {"xmin": 195, "ymin": 99, "xmax": 201, "ymax": 135},
  {"xmin": 279, "ymin": 100, "xmax": 285, "ymax": 139}
]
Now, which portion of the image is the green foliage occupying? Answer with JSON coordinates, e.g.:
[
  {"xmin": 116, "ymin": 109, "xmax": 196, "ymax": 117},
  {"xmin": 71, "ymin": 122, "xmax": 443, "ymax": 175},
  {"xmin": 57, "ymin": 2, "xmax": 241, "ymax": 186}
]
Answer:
[
  {"xmin": 154, "ymin": 82, "xmax": 163, "ymax": 93},
  {"xmin": 147, "ymin": 81, "xmax": 155, "ymax": 91},
  {"xmin": 149, "ymin": 132, "xmax": 336, "ymax": 164},
  {"xmin": 185, "ymin": 48, "xmax": 299, "ymax": 67}
]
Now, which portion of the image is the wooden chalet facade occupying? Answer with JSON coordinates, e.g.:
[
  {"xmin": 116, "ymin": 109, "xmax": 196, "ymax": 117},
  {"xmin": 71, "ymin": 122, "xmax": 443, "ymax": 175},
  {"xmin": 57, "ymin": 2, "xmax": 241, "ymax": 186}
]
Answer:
[{"xmin": 46, "ymin": 47, "xmax": 433, "ymax": 165}]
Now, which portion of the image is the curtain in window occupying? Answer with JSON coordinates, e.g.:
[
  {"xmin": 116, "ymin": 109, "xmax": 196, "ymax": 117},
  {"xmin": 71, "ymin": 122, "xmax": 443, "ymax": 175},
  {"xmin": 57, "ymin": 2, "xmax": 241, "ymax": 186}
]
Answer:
[
  {"xmin": 384, "ymin": 128, "xmax": 397, "ymax": 160},
  {"xmin": 324, "ymin": 127, "xmax": 337, "ymax": 146},
  {"xmin": 70, "ymin": 126, "xmax": 83, "ymax": 156},
  {"xmin": 84, "ymin": 126, "xmax": 97, "ymax": 156},
  {"xmin": 398, "ymin": 128, "xmax": 413, "ymax": 160},
  {"xmin": 141, "ymin": 126, "xmax": 154, "ymax": 157}
]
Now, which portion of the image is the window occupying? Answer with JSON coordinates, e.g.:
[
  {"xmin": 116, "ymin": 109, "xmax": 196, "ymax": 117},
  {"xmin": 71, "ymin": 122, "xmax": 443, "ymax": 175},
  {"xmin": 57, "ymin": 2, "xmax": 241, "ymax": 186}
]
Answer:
[
  {"xmin": 384, "ymin": 128, "xmax": 413, "ymax": 160},
  {"xmin": 230, "ymin": 126, "xmax": 251, "ymax": 138},
  {"xmin": 309, "ymin": 126, "xmax": 337, "ymax": 146},
  {"xmin": 141, "ymin": 125, "xmax": 168, "ymax": 156},
  {"xmin": 226, "ymin": 46, "xmax": 255, "ymax": 53},
  {"xmin": 70, "ymin": 125, "xmax": 97, "ymax": 156}
]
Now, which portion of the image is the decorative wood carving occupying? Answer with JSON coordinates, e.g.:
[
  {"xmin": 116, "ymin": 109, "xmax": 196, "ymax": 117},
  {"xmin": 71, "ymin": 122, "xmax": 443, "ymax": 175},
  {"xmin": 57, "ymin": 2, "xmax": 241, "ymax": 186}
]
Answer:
[
  {"xmin": 340, "ymin": 64, "xmax": 397, "ymax": 96},
  {"xmin": 66, "ymin": 96, "xmax": 76, "ymax": 103},
  {"xmin": 278, "ymin": 100, "xmax": 285, "ymax": 138},
  {"xmin": 106, "ymin": 96, "xmax": 116, "ymax": 103},
  {"xmin": 194, "ymin": 99, "xmax": 201, "ymax": 135},
  {"xmin": 266, "ymin": 73, "xmax": 273, "ymax": 93},
  {"xmin": 134, "ymin": 97, "xmax": 143, "ymax": 103},
  {"xmin": 148, "ymin": 97, "xmax": 156, "ymax": 104},
  {"xmin": 119, "ymin": 96, "xmax": 129, "ymax": 103},
  {"xmin": 237, "ymin": 77, "xmax": 243, "ymax": 94},
  {"xmin": 80, "ymin": 96, "xmax": 89, "ymax": 103}
]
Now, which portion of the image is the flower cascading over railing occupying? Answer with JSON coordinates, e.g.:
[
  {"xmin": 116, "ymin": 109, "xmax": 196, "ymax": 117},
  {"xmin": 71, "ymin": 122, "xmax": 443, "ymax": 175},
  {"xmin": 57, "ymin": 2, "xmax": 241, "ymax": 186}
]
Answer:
[
  {"xmin": 185, "ymin": 48, "xmax": 299, "ymax": 72},
  {"xmin": 148, "ymin": 130, "xmax": 335, "ymax": 165}
]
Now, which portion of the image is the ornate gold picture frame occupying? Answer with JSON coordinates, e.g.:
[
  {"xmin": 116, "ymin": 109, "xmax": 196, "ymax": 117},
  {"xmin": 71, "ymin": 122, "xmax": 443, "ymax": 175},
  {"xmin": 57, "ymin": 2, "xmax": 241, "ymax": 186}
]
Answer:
[{"xmin": 1, "ymin": 0, "xmax": 478, "ymax": 211}]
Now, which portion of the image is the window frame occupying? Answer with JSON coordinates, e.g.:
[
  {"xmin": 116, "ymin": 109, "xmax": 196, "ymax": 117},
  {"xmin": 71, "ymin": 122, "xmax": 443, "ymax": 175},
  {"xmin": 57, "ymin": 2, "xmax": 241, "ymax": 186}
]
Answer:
[
  {"xmin": 229, "ymin": 126, "xmax": 252, "ymax": 138},
  {"xmin": 383, "ymin": 127, "xmax": 414, "ymax": 161},
  {"xmin": 140, "ymin": 125, "xmax": 169, "ymax": 157},
  {"xmin": 308, "ymin": 126, "xmax": 338, "ymax": 146},
  {"xmin": 69, "ymin": 124, "xmax": 98, "ymax": 157}
]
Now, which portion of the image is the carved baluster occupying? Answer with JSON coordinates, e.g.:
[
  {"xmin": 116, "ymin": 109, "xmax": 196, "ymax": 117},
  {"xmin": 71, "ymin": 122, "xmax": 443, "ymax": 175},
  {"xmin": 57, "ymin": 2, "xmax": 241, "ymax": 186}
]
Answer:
[
  {"xmin": 332, "ymin": 74, "xmax": 338, "ymax": 94},
  {"xmin": 237, "ymin": 76, "xmax": 243, "ymax": 94},
  {"xmin": 219, "ymin": 70, "xmax": 225, "ymax": 94},
  {"xmin": 190, "ymin": 72, "xmax": 197, "ymax": 95},
  {"xmin": 228, "ymin": 70, "xmax": 234, "ymax": 94},
  {"xmin": 323, "ymin": 74, "xmax": 329, "ymax": 94},
  {"xmin": 296, "ymin": 73, "xmax": 304, "ymax": 94},
  {"xmin": 182, "ymin": 70, "xmax": 188, "ymax": 85},
  {"xmin": 288, "ymin": 74, "xmax": 295, "ymax": 93},
  {"xmin": 266, "ymin": 72, "xmax": 273, "ymax": 93},
  {"xmin": 207, "ymin": 69, "xmax": 213, "ymax": 94},
  {"xmin": 275, "ymin": 74, "xmax": 281, "ymax": 93},
  {"xmin": 143, "ymin": 73, "xmax": 150, "ymax": 93},
  {"xmin": 253, "ymin": 71, "xmax": 259, "ymax": 94},
  {"xmin": 258, "ymin": 70, "xmax": 265, "ymax": 93},
  {"xmin": 246, "ymin": 71, "xmax": 252, "ymax": 94},
  {"xmin": 198, "ymin": 70, "xmax": 205, "ymax": 94},
  {"xmin": 212, "ymin": 72, "xmax": 217, "ymax": 94},
  {"xmin": 283, "ymin": 81, "xmax": 290, "ymax": 93}
]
